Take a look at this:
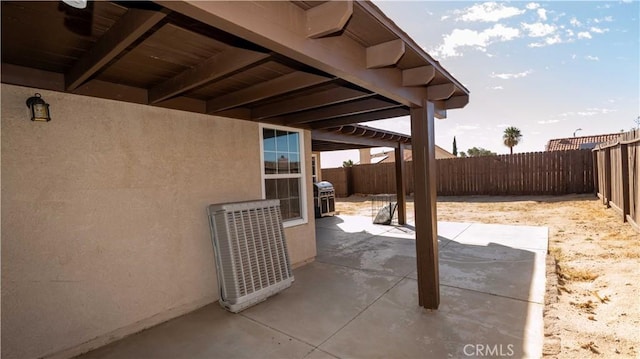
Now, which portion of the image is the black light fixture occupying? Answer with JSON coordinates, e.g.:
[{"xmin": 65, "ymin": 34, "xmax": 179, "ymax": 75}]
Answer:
[{"xmin": 26, "ymin": 93, "xmax": 51, "ymax": 122}]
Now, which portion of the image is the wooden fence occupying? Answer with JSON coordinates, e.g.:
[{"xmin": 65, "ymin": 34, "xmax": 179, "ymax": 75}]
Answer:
[
  {"xmin": 322, "ymin": 149, "xmax": 595, "ymax": 197},
  {"xmin": 594, "ymin": 130, "xmax": 640, "ymax": 231}
]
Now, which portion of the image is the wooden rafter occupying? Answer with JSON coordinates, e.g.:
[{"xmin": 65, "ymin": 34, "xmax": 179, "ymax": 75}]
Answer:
[
  {"xmin": 366, "ymin": 39, "xmax": 405, "ymax": 69},
  {"xmin": 309, "ymin": 107, "xmax": 408, "ymax": 129},
  {"xmin": 305, "ymin": 0, "xmax": 353, "ymax": 39},
  {"xmin": 150, "ymin": 48, "xmax": 270, "ymax": 104},
  {"xmin": 277, "ymin": 97, "xmax": 400, "ymax": 125},
  {"xmin": 207, "ymin": 72, "xmax": 334, "ymax": 113},
  {"xmin": 66, "ymin": 8, "xmax": 168, "ymax": 91},
  {"xmin": 251, "ymin": 87, "xmax": 372, "ymax": 120}
]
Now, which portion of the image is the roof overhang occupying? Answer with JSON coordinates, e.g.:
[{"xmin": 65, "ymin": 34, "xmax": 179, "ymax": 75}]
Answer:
[{"xmin": 1, "ymin": 0, "xmax": 469, "ymax": 129}]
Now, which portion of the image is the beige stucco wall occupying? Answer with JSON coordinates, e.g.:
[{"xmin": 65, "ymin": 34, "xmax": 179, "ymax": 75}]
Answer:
[{"xmin": 1, "ymin": 84, "xmax": 316, "ymax": 359}]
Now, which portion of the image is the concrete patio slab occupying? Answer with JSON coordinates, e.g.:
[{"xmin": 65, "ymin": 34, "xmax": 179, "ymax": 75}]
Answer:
[
  {"xmin": 77, "ymin": 215, "xmax": 547, "ymax": 359},
  {"xmin": 451, "ymin": 222, "xmax": 549, "ymax": 252},
  {"xmin": 241, "ymin": 261, "xmax": 401, "ymax": 346},
  {"xmin": 316, "ymin": 234, "xmax": 417, "ymax": 278},
  {"xmin": 78, "ymin": 304, "xmax": 314, "ymax": 359},
  {"xmin": 320, "ymin": 278, "xmax": 543, "ymax": 359},
  {"xmin": 437, "ymin": 241, "xmax": 547, "ymax": 303}
]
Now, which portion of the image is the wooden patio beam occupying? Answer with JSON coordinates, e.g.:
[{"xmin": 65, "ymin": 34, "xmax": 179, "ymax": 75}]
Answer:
[
  {"xmin": 395, "ymin": 143, "xmax": 407, "ymax": 225},
  {"xmin": 252, "ymin": 87, "xmax": 372, "ymax": 120},
  {"xmin": 207, "ymin": 72, "xmax": 333, "ymax": 113},
  {"xmin": 159, "ymin": 0, "xmax": 431, "ymax": 107},
  {"xmin": 278, "ymin": 98, "xmax": 399, "ymax": 126},
  {"xmin": 411, "ymin": 100, "xmax": 440, "ymax": 309},
  {"xmin": 306, "ymin": 0, "xmax": 353, "ymax": 39},
  {"xmin": 150, "ymin": 48, "xmax": 270, "ymax": 104},
  {"xmin": 366, "ymin": 39, "xmax": 405, "ymax": 69},
  {"xmin": 402, "ymin": 66, "xmax": 435, "ymax": 87},
  {"xmin": 309, "ymin": 107, "xmax": 408, "ymax": 129},
  {"xmin": 66, "ymin": 8, "xmax": 167, "ymax": 91}
]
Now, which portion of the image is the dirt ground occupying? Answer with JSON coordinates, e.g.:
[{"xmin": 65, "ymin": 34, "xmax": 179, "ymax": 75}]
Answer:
[{"xmin": 334, "ymin": 194, "xmax": 639, "ymax": 358}]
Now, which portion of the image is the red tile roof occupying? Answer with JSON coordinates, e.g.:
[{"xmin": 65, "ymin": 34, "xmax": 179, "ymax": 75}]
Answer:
[{"xmin": 546, "ymin": 133, "xmax": 622, "ymax": 151}]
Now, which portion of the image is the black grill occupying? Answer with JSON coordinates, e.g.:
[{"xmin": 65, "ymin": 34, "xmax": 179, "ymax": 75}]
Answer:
[{"xmin": 313, "ymin": 181, "xmax": 335, "ymax": 218}]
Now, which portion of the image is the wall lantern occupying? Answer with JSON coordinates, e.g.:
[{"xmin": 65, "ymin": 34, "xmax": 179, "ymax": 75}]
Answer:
[{"xmin": 26, "ymin": 93, "xmax": 51, "ymax": 122}]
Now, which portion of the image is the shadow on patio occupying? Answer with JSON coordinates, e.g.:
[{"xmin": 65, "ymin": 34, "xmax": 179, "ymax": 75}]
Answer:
[{"xmin": 78, "ymin": 216, "xmax": 547, "ymax": 359}]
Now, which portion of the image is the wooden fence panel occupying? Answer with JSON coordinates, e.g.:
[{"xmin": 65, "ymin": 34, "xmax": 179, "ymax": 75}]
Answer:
[{"xmin": 629, "ymin": 140, "xmax": 640, "ymax": 230}]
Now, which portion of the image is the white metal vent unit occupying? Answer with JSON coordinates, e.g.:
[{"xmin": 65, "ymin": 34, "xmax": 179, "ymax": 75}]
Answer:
[{"xmin": 207, "ymin": 199, "xmax": 294, "ymax": 313}]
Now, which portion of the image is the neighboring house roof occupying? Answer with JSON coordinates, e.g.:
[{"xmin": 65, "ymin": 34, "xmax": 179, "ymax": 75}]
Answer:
[
  {"xmin": 361, "ymin": 146, "xmax": 455, "ymax": 164},
  {"xmin": 546, "ymin": 133, "xmax": 622, "ymax": 151}
]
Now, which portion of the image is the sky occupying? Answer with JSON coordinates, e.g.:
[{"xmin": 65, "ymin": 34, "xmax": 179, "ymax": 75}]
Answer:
[{"xmin": 320, "ymin": 1, "xmax": 639, "ymax": 168}]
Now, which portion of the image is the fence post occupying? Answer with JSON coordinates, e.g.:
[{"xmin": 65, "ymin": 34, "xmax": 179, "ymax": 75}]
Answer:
[
  {"xmin": 592, "ymin": 150, "xmax": 599, "ymax": 196},
  {"xmin": 604, "ymin": 147, "xmax": 612, "ymax": 207},
  {"xmin": 620, "ymin": 143, "xmax": 630, "ymax": 222},
  {"xmin": 345, "ymin": 166, "xmax": 353, "ymax": 196}
]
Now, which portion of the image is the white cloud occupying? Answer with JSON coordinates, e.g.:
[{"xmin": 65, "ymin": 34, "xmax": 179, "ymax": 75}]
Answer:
[
  {"xmin": 490, "ymin": 70, "xmax": 533, "ymax": 79},
  {"xmin": 497, "ymin": 123, "xmax": 510, "ymax": 128},
  {"xmin": 441, "ymin": 15, "xmax": 450, "ymax": 21},
  {"xmin": 590, "ymin": 26, "xmax": 609, "ymax": 34},
  {"xmin": 559, "ymin": 108, "xmax": 617, "ymax": 118},
  {"xmin": 538, "ymin": 119, "xmax": 560, "ymax": 124},
  {"xmin": 432, "ymin": 24, "xmax": 520, "ymax": 58},
  {"xmin": 528, "ymin": 34, "xmax": 563, "ymax": 48},
  {"xmin": 577, "ymin": 31, "xmax": 592, "ymax": 39},
  {"xmin": 585, "ymin": 55, "xmax": 599, "ymax": 61},
  {"xmin": 565, "ymin": 29, "xmax": 575, "ymax": 37},
  {"xmin": 537, "ymin": 8, "xmax": 548, "ymax": 21},
  {"xmin": 569, "ymin": 17, "xmax": 582, "ymax": 27},
  {"xmin": 522, "ymin": 22, "xmax": 556, "ymax": 37},
  {"xmin": 489, "ymin": 86, "xmax": 504, "ymax": 90},
  {"xmin": 455, "ymin": 2, "xmax": 525, "ymax": 22},
  {"xmin": 593, "ymin": 16, "xmax": 614, "ymax": 23},
  {"xmin": 526, "ymin": 3, "xmax": 540, "ymax": 10}
]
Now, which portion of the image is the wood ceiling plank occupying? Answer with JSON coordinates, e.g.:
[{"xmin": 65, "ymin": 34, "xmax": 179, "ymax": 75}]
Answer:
[
  {"xmin": 206, "ymin": 71, "xmax": 334, "ymax": 113},
  {"xmin": 278, "ymin": 97, "xmax": 399, "ymax": 125},
  {"xmin": 65, "ymin": 8, "xmax": 168, "ymax": 91},
  {"xmin": 306, "ymin": 0, "xmax": 353, "ymax": 39},
  {"xmin": 251, "ymin": 86, "xmax": 372, "ymax": 120},
  {"xmin": 309, "ymin": 107, "xmax": 408, "ymax": 129},
  {"xmin": 149, "ymin": 47, "xmax": 270, "ymax": 104}
]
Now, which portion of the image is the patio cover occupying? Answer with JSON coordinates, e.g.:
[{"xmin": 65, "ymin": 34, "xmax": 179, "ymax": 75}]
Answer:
[{"xmin": 1, "ymin": 0, "xmax": 470, "ymax": 309}]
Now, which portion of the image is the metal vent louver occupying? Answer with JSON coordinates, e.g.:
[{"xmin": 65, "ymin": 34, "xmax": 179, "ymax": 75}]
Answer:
[{"xmin": 208, "ymin": 199, "xmax": 294, "ymax": 312}]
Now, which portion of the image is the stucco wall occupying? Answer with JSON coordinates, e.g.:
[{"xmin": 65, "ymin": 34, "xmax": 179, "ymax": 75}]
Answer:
[{"xmin": 1, "ymin": 84, "xmax": 316, "ymax": 359}]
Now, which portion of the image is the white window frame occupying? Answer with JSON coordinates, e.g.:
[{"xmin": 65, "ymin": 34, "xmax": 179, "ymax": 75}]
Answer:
[{"xmin": 259, "ymin": 123, "xmax": 307, "ymax": 228}]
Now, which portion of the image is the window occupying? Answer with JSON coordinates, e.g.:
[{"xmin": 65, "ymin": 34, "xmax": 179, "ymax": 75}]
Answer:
[{"xmin": 261, "ymin": 125, "xmax": 306, "ymax": 226}]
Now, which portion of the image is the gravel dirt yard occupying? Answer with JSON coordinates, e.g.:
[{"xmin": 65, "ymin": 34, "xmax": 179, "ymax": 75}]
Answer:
[{"xmin": 334, "ymin": 194, "xmax": 639, "ymax": 358}]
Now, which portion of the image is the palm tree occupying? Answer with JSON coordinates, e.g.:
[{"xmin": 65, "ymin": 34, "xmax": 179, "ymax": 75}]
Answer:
[{"xmin": 503, "ymin": 126, "xmax": 522, "ymax": 155}]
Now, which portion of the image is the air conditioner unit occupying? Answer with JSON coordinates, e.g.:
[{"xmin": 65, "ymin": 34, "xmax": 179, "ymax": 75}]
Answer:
[{"xmin": 207, "ymin": 199, "xmax": 294, "ymax": 313}]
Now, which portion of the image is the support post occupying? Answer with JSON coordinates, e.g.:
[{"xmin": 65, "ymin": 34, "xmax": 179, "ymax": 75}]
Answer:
[
  {"xmin": 410, "ymin": 100, "xmax": 439, "ymax": 309},
  {"xmin": 395, "ymin": 143, "xmax": 407, "ymax": 225}
]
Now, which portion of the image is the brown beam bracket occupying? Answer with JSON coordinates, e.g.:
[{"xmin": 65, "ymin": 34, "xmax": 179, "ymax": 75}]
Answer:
[
  {"xmin": 366, "ymin": 39, "xmax": 405, "ymax": 69},
  {"xmin": 402, "ymin": 66, "xmax": 435, "ymax": 86},
  {"xmin": 427, "ymin": 83, "xmax": 456, "ymax": 101},
  {"xmin": 306, "ymin": 0, "xmax": 353, "ymax": 39},
  {"xmin": 66, "ymin": 8, "xmax": 168, "ymax": 91}
]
